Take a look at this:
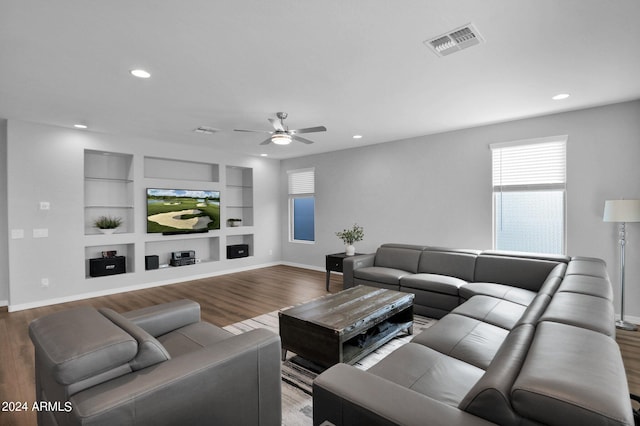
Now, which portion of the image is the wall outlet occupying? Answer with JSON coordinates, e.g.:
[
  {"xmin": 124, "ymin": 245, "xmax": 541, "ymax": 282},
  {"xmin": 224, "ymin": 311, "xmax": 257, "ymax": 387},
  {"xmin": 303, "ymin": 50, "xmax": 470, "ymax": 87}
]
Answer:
[
  {"xmin": 269, "ymin": 249, "xmax": 273, "ymax": 256},
  {"xmin": 39, "ymin": 201, "xmax": 51, "ymax": 210},
  {"xmin": 41, "ymin": 278, "xmax": 49, "ymax": 288}
]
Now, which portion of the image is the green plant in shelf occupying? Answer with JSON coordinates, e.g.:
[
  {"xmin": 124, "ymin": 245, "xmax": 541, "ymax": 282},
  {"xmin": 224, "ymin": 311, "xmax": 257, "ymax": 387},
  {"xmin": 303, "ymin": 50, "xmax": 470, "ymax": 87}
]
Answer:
[
  {"xmin": 227, "ymin": 218, "xmax": 242, "ymax": 227},
  {"xmin": 94, "ymin": 215, "xmax": 123, "ymax": 229}
]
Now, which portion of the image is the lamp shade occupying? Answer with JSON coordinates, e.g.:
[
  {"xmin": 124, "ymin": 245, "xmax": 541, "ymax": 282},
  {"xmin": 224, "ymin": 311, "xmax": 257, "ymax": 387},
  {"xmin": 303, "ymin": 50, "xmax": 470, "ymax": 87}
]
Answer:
[
  {"xmin": 603, "ymin": 199, "xmax": 640, "ymax": 222},
  {"xmin": 271, "ymin": 133, "xmax": 292, "ymax": 145}
]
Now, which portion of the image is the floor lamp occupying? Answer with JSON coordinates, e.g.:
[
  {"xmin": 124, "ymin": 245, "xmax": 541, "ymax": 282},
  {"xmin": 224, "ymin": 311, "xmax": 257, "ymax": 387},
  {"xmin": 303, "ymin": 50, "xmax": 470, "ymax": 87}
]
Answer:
[{"xmin": 603, "ymin": 199, "xmax": 640, "ymax": 331}]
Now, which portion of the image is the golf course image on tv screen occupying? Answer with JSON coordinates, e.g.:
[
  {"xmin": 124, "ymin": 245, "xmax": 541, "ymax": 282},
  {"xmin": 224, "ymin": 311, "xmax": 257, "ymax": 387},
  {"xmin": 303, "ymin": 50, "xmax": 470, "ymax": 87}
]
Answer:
[{"xmin": 147, "ymin": 188, "xmax": 220, "ymax": 233}]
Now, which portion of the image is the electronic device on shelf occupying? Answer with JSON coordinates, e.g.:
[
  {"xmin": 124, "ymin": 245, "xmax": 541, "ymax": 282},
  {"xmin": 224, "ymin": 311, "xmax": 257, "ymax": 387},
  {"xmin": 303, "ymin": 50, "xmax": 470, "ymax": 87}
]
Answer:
[
  {"xmin": 227, "ymin": 244, "xmax": 249, "ymax": 259},
  {"xmin": 170, "ymin": 250, "xmax": 196, "ymax": 267},
  {"xmin": 89, "ymin": 256, "xmax": 126, "ymax": 277}
]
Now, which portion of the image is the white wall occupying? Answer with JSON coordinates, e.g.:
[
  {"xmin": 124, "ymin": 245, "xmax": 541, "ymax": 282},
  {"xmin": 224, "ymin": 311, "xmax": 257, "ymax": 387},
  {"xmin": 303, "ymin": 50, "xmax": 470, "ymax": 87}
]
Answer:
[
  {"xmin": 281, "ymin": 100, "xmax": 640, "ymax": 320},
  {"xmin": 6, "ymin": 119, "xmax": 281, "ymax": 310},
  {"xmin": 0, "ymin": 119, "xmax": 8, "ymax": 304}
]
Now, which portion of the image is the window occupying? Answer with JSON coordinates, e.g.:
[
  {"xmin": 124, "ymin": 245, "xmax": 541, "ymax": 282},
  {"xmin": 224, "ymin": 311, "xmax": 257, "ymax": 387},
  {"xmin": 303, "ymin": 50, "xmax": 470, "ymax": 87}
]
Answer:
[
  {"xmin": 491, "ymin": 136, "xmax": 567, "ymax": 254},
  {"xmin": 288, "ymin": 168, "xmax": 315, "ymax": 242}
]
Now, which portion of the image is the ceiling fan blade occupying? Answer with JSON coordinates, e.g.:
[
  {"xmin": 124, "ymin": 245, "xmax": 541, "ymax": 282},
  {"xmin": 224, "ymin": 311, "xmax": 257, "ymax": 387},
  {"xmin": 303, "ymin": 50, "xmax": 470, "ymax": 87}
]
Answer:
[
  {"xmin": 268, "ymin": 118, "xmax": 285, "ymax": 132},
  {"xmin": 290, "ymin": 126, "xmax": 327, "ymax": 135},
  {"xmin": 234, "ymin": 128, "xmax": 272, "ymax": 134},
  {"xmin": 293, "ymin": 135, "xmax": 315, "ymax": 144},
  {"xmin": 259, "ymin": 137, "xmax": 272, "ymax": 145}
]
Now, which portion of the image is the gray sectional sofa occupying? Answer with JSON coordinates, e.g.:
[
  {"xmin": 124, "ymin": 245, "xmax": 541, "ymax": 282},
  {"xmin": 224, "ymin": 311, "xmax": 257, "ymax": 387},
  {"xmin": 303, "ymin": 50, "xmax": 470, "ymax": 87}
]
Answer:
[{"xmin": 313, "ymin": 243, "xmax": 634, "ymax": 426}]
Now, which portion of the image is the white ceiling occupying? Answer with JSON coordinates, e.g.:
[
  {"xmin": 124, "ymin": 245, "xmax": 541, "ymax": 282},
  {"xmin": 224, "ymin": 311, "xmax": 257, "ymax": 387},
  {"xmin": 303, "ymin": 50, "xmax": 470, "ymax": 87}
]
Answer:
[{"xmin": 1, "ymin": 0, "xmax": 639, "ymax": 159}]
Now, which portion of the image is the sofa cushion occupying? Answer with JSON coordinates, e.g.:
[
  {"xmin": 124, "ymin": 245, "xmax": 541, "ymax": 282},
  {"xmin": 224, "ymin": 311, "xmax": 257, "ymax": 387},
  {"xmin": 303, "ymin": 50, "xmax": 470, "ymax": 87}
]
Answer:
[
  {"xmin": 367, "ymin": 342, "xmax": 484, "ymax": 407},
  {"xmin": 474, "ymin": 254, "xmax": 562, "ymax": 292},
  {"xmin": 157, "ymin": 322, "xmax": 234, "ymax": 357},
  {"xmin": 122, "ymin": 299, "xmax": 201, "ymax": 337},
  {"xmin": 557, "ymin": 274, "xmax": 614, "ymax": 301},
  {"xmin": 451, "ymin": 295, "xmax": 526, "ymax": 330},
  {"xmin": 400, "ymin": 273, "xmax": 466, "ymax": 296},
  {"xmin": 28, "ymin": 306, "xmax": 136, "ymax": 385},
  {"xmin": 565, "ymin": 256, "xmax": 609, "ymax": 278},
  {"xmin": 539, "ymin": 292, "xmax": 616, "ymax": 336},
  {"xmin": 374, "ymin": 246, "xmax": 422, "ymax": 273},
  {"xmin": 99, "ymin": 308, "xmax": 171, "ymax": 371},
  {"xmin": 411, "ymin": 313, "xmax": 509, "ymax": 370},
  {"xmin": 511, "ymin": 322, "xmax": 633, "ymax": 426},
  {"xmin": 354, "ymin": 266, "xmax": 412, "ymax": 286},
  {"xmin": 459, "ymin": 282, "xmax": 536, "ymax": 306},
  {"xmin": 417, "ymin": 250, "xmax": 477, "ymax": 282}
]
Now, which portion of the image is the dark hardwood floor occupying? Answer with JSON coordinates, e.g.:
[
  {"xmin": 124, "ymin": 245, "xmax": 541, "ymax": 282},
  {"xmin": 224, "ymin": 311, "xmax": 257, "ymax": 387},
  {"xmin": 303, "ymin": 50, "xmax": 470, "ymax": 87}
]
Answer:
[{"xmin": 1, "ymin": 265, "xmax": 639, "ymax": 425}]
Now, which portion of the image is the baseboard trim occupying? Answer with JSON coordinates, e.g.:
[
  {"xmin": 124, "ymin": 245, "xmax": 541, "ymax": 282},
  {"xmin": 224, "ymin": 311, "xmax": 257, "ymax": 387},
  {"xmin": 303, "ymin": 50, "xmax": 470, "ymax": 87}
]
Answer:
[
  {"xmin": 8, "ymin": 262, "xmax": 282, "ymax": 312},
  {"xmin": 280, "ymin": 261, "xmax": 326, "ymax": 273},
  {"xmin": 0, "ymin": 299, "xmax": 8, "ymax": 307}
]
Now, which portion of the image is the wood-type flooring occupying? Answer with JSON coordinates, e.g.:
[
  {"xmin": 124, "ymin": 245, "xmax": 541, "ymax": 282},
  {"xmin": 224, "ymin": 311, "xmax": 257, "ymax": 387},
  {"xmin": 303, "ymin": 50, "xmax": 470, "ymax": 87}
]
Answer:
[{"xmin": 1, "ymin": 264, "xmax": 638, "ymax": 425}]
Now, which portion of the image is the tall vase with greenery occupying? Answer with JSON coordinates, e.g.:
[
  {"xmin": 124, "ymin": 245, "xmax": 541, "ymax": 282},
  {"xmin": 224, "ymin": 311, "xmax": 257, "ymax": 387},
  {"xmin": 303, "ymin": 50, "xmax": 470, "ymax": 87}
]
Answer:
[{"xmin": 335, "ymin": 223, "xmax": 364, "ymax": 256}]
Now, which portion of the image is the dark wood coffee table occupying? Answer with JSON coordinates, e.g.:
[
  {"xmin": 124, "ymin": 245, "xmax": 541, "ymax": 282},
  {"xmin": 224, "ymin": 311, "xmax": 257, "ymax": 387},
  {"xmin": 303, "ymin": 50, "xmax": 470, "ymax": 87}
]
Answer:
[{"xmin": 278, "ymin": 285, "xmax": 414, "ymax": 368}]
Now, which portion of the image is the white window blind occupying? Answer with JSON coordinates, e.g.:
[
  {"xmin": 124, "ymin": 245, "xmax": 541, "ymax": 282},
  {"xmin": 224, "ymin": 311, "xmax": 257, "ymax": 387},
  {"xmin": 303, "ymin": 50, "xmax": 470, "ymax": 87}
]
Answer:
[
  {"xmin": 288, "ymin": 168, "xmax": 315, "ymax": 195},
  {"xmin": 490, "ymin": 136, "xmax": 567, "ymax": 255},
  {"xmin": 491, "ymin": 138, "xmax": 566, "ymax": 190}
]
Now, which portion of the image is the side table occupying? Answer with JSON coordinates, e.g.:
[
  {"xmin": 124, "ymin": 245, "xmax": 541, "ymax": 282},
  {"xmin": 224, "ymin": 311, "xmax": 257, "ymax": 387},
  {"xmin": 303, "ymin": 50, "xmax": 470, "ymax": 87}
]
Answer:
[{"xmin": 325, "ymin": 252, "xmax": 363, "ymax": 291}]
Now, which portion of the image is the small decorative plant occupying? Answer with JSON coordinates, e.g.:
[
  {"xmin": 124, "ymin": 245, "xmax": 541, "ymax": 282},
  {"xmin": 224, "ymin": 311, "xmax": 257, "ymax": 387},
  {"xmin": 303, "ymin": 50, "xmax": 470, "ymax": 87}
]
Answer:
[
  {"xmin": 94, "ymin": 215, "xmax": 123, "ymax": 230},
  {"xmin": 335, "ymin": 223, "xmax": 364, "ymax": 245}
]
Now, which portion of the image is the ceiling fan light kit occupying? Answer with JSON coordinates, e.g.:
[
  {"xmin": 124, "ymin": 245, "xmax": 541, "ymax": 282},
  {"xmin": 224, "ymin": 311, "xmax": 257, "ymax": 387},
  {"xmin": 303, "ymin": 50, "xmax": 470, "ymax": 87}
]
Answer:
[
  {"xmin": 272, "ymin": 133, "xmax": 293, "ymax": 145},
  {"xmin": 234, "ymin": 112, "xmax": 326, "ymax": 146}
]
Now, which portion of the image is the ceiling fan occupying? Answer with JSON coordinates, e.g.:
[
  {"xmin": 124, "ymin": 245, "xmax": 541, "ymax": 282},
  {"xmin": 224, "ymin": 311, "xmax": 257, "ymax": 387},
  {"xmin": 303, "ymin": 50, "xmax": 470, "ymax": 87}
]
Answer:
[{"xmin": 234, "ymin": 112, "xmax": 326, "ymax": 145}]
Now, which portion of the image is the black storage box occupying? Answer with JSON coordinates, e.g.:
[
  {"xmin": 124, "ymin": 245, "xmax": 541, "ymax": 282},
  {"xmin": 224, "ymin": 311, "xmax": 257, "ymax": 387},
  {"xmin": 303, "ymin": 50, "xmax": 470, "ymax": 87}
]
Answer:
[
  {"xmin": 227, "ymin": 244, "xmax": 249, "ymax": 259},
  {"xmin": 89, "ymin": 256, "xmax": 126, "ymax": 277}
]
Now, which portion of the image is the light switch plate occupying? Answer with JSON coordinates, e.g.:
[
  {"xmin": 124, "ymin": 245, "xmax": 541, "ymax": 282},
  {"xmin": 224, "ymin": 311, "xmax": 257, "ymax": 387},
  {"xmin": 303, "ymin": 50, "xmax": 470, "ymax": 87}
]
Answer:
[
  {"xmin": 11, "ymin": 229, "xmax": 24, "ymax": 239},
  {"xmin": 33, "ymin": 228, "xmax": 49, "ymax": 238}
]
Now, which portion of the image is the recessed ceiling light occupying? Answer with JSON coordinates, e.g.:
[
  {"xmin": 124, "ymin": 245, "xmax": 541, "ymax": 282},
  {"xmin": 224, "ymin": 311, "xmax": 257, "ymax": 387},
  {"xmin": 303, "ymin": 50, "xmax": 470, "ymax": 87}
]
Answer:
[
  {"xmin": 130, "ymin": 69, "xmax": 151, "ymax": 79},
  {"xmin": 73, "ymin": 124, "xmax": 88, "ymax": 129},
  {"xmin": 552, "ymin": 93, "xmax": 570, "ymax": 100},
  {"xmin": 260, "ymin": 154, "xmax": 268, "ymax": 157},
  {"xmin": 353, "ymin": 135, "xmax": 363, "ymax": 139}
]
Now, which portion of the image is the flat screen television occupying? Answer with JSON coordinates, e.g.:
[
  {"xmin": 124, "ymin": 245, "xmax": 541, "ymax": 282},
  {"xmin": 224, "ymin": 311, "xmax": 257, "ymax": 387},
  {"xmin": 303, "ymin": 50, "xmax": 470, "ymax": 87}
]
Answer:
[{"xmin": 147, "ymin": 188, "xmax": 220, "ymax": 234}]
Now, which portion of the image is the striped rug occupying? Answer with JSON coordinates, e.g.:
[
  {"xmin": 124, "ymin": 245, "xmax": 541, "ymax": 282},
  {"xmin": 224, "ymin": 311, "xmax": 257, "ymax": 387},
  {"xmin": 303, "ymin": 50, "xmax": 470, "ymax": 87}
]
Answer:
[{"xmin": 223, "ymin": 311, "xmax": 436, "ymax": 426}]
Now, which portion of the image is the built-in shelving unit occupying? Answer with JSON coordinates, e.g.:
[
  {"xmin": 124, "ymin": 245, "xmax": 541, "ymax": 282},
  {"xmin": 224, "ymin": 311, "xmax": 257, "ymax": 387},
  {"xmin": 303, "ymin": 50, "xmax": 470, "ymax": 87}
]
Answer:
[
  {"xmin": 225, "ymin": 166, "xmax": 253, "ymax": 227},
  {"xmin": 84, "ymin": 150, "xmax": 135, "ymax": 278},
  {"xmin": 84, "ymin": 150, "xmax": 134, "ymax": 235},
  {"xmin": 83, "ymin": 152, "xmax": 255, "ymax": 279}
]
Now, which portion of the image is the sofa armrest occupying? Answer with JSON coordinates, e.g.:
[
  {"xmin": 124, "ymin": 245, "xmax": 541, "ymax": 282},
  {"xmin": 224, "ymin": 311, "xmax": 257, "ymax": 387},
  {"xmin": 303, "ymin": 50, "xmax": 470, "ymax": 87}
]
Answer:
[
  {"xmin": 343, "ymin": 253, "xmax": 375, "ymax": 288},
  {"xmin": 122, "ymin": 299, "xmax": 201, "ymax": 337},
  {"xmin": 69, "ymin": 328, "xmax": 282, "ymax": 426},
  {"xmin": 313, "ymin": 364, "xmax": 496, "ymax": 426}
]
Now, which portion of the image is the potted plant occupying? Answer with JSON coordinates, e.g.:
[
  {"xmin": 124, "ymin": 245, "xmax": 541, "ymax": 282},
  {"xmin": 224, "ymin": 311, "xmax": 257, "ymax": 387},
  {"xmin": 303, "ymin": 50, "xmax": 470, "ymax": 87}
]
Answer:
[
  {"xmin": 227, "ymin": 218, "xmax": 242, "ymax": 227},
  {"xmin": 335, "ymin": 223, "xmax": 364, "ymax": 256},
  {"xmin": 94, "ymin": 215, "xmax": 123, "ymax": 234}
]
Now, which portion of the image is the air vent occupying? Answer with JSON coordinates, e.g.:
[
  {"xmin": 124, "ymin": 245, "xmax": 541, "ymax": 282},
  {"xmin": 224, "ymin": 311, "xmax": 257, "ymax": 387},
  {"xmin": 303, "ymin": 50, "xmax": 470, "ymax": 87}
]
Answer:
[
  {"xmin": 424, "ymin": 23, "xmax": 484, "ymax": 57},
  {"xmin": 193, "ymin": 126, "xmax": 219, "ymax": 135}
]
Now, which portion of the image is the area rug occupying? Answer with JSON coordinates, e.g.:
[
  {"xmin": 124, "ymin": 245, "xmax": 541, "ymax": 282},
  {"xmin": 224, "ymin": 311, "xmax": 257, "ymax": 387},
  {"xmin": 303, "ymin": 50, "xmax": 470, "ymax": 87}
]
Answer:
[{"xmin": 223, "ymin": 310, "xmax": 436, "ymax": 425}]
